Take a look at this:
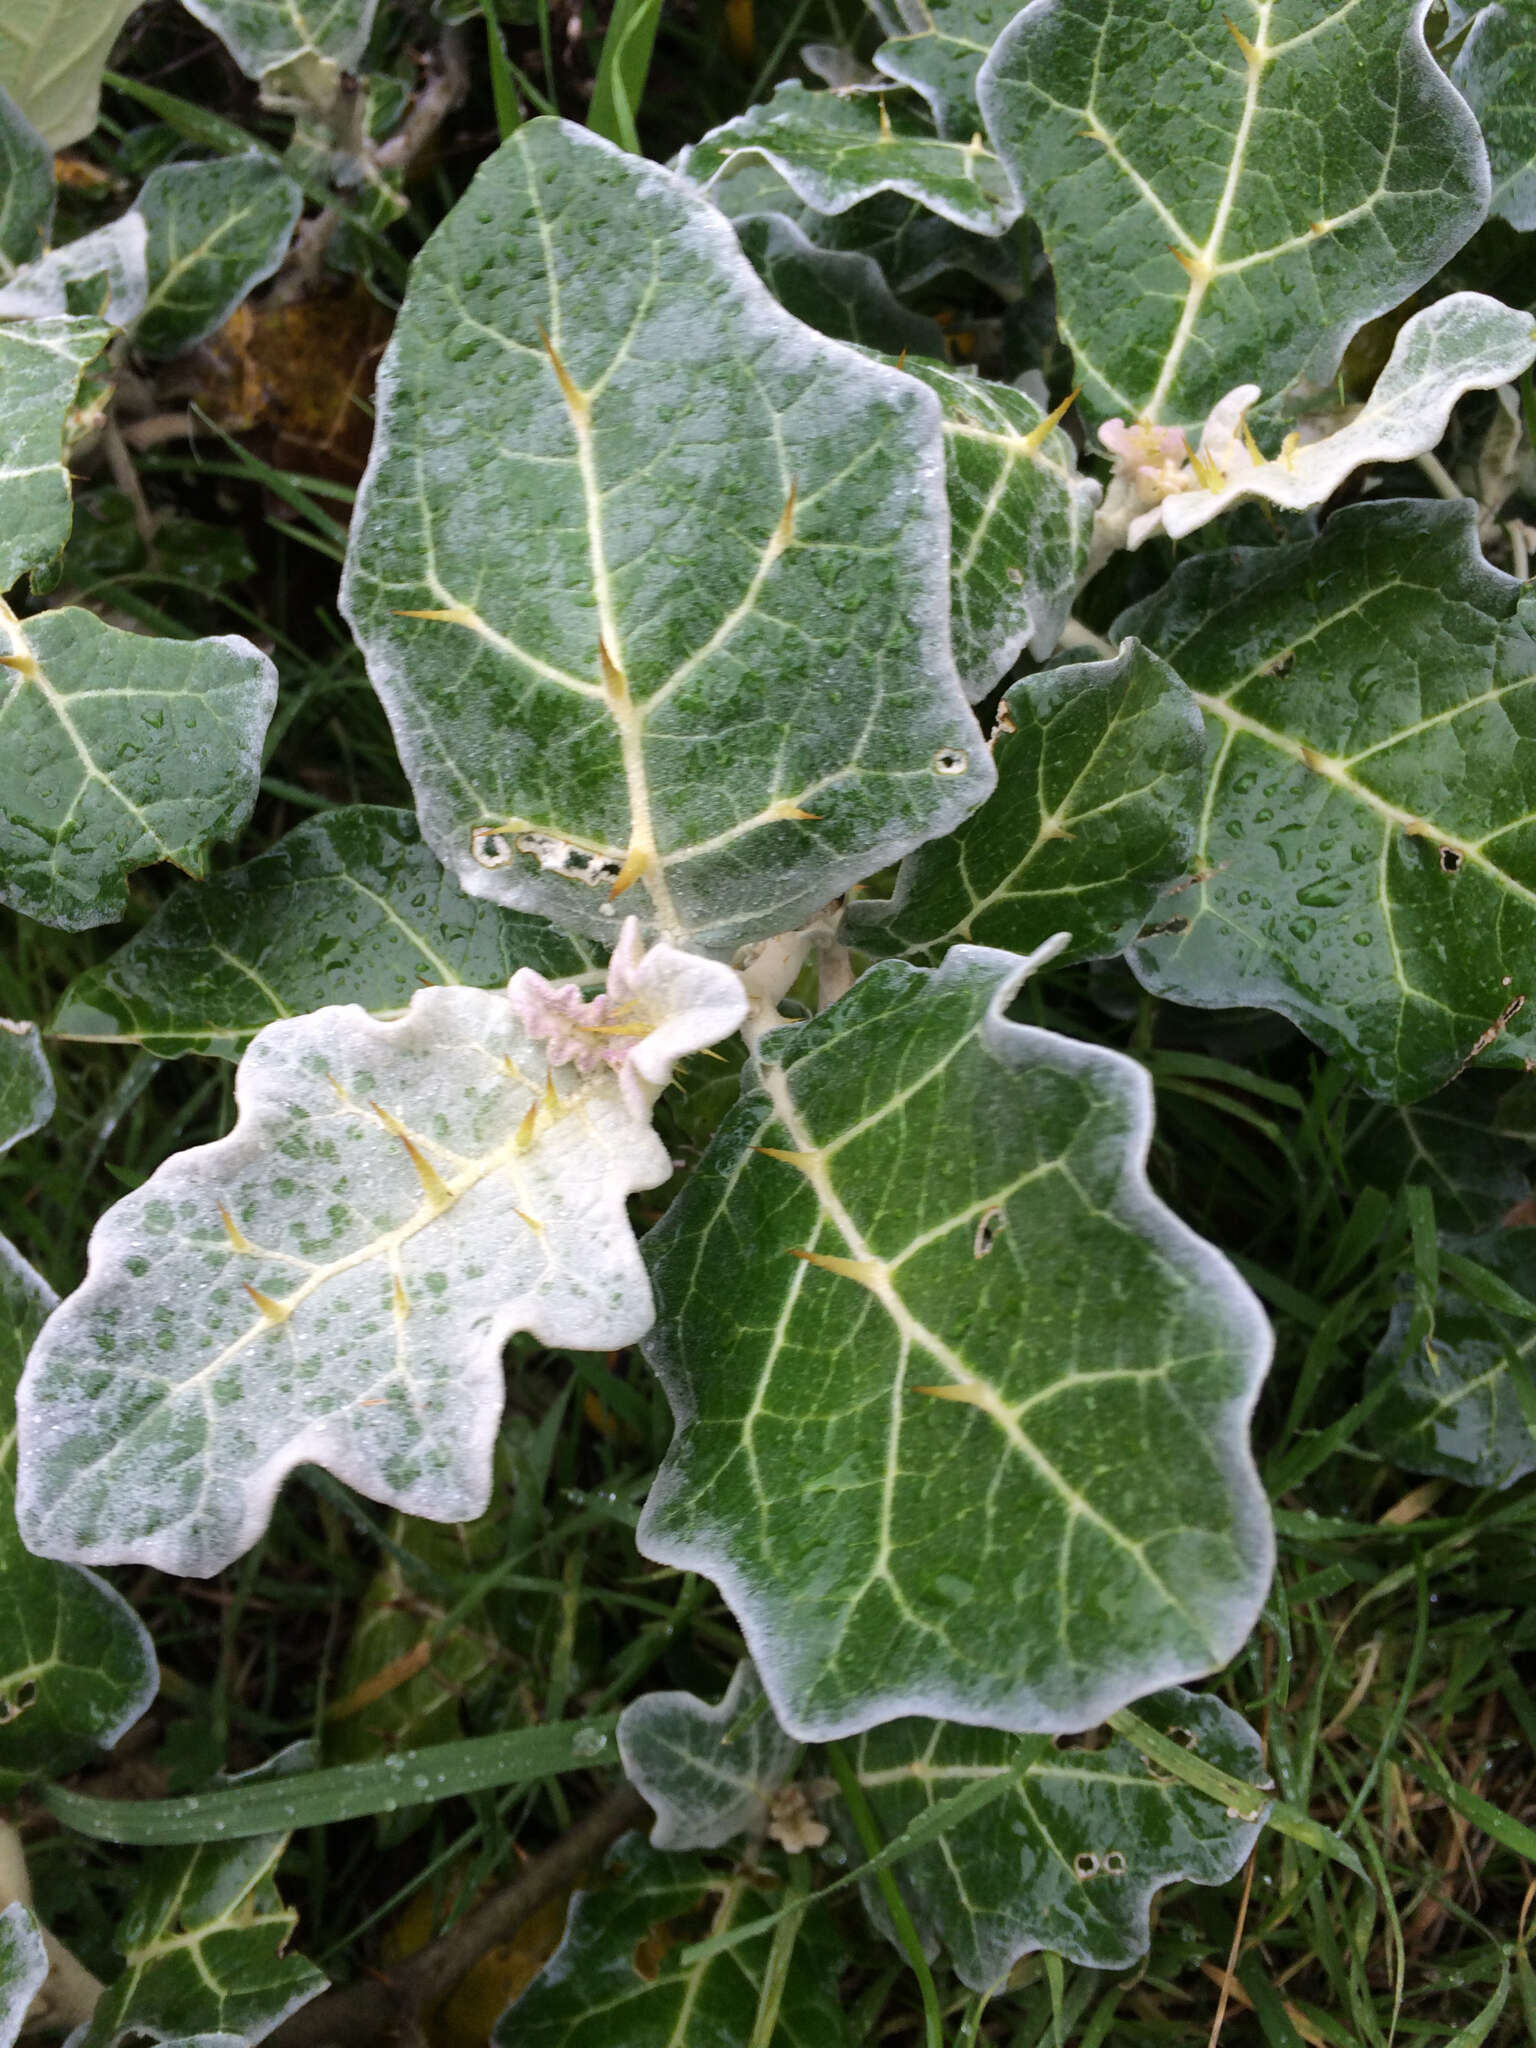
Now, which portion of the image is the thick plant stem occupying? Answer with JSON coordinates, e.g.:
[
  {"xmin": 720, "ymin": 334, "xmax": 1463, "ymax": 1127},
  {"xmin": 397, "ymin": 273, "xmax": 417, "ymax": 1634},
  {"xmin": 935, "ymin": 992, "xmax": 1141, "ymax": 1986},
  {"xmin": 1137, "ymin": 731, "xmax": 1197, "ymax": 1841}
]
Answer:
[
  {"xmin": 825, "ymin": 1742, "xmax": 946, "ymax": 2048},
  {"xmin": 267, "ymin": 1780, "xmax": 647, "ymax": 2047}
]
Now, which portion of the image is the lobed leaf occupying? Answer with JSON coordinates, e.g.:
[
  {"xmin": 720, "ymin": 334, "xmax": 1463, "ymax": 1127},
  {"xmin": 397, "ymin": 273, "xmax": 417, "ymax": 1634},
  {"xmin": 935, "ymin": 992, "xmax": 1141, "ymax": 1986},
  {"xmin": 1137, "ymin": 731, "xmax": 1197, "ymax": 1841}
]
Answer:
[
  {"xmin": 0, "ymin": 1904, "xmax": 46, "ymax": 2048},
  {"xmin": 342, "ymin": 119, "xmax": 992, "ymax": 954},
  {"xmin": 1369, "ymin": 1227, "xmax": 1536, "ymax": 1488},
  {"xmin": 618, "ymin": 1660, "xmax": 800, "ymax": 1850},
  {"xmin": 133, "ymin": 156, "xmax": 303, "ymax": 360},
  {"xmin": 0, "ymin": 211, "xmax": 148, "ymax": 326},
  {"xmin": 0, "ymin": 0, "xmax": 137, "ymax": 146},
  {"xmin": 976, "ymin": 0, "xmax": 1490, "ymax": 430},
  {"xmin": 846, "ymin": 643, "xmax": 1205, "ymax": 967},
  {"xmin": 846, "ymin": 1686, "xmax": 1266, "ymax": 1988},
  {"xmin": 1146, "ymin": 293, "xmax": 1536, "ymax": 545},
  {"xmin": 680, "ymin": 81, "xmax": 1019, "ymax": 236},
  {"xmin": 18, "ymin": 947, "xmax": 742, "ymax": 1576},
  {"xmin": 735, "ymin": 211, "xmax": 946, "ymax": 357},
  {"xmin": 1120, "ymin": 498, "xmax": 1536, "ymax": 1101},
  {"xmin": 0, "ymin": 600, "xmax": 278, "ymax": 931},
  {"xmin": 72, "ymin": 1829, "xmax": 325, "ymax": 2047},
  {"xmin": 1453, "ymin": 2, "xmax": 1536, "ymax": 231},
  {"xmin": 0, "ymin": 317, "xmax": 111, "ymax": 595},
  {"xmin": 638, "ymin": 945, "xmax": 1273, "ymax": 1740},
  {"xmin": 880, "ymin": 355, "xmax": 1099, "ymax": 693},
  {"xmin": 0, "ymin": 86, "xmax": 52, "ymax": 280},
  {"xmin": 492, "ymin": 1832, "xmax": 854, "ymax": 2047},
  {"xmin": 52, "ymin": 806, "xmax": 601, "ymax": 1059}
]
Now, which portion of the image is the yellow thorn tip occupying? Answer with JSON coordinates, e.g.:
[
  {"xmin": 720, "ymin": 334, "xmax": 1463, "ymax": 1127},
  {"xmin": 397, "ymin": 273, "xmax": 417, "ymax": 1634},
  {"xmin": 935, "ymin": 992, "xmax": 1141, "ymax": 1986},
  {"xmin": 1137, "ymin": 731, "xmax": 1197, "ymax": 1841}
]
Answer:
[
  {"xmin": 244, "ymin": 1283, "xmax": 291, "ymax": 1325},
  {"xmin": 788, "ymin": 1247, "xmax": 883, "ymax": 1286},
  {"xmin": 371, "ymin": 1101, "xmax": 454, "ymax": 1208},
  {"xmin": 218, "ymin": 1203, "xmax": 254, "ymax": 1254},
  {"xmin": 539, "ymin": 324, "xmax": 589, "ymax": 419},
  {"xmin": 607, "ymin": 844, "xmax": 650, "ymax": 900}
]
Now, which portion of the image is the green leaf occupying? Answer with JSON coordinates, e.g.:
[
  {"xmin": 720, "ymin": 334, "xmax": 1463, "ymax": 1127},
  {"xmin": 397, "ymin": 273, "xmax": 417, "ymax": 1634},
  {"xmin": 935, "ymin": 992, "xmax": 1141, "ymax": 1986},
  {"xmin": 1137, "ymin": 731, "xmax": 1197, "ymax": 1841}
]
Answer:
[
  {"xmin": 491, "ymin": 1832, "xmax": 855, "ymax": 2047},
  {"xmin": 18, "ymin": 937, "xmax": 745, "ymax": 1576},
  {"xmin": 1119, "ymin": 498, "xmax": 1536, "ymax": 1102},
  {"xmin": 618, "ymin": 1660, "xmax": 801, "ymax": 1850},
  {"xmin": 0, "ymin": 601, "xmax": 278, "ymax": 931},
  {"xmin": 681, "ymin": 82, "xmax": 1019, "ymax": 237},
  {"xmin": 0, "ymin": 1019, "xmax": 51, "ymax": 1152},
  {"xmin": 1453, "ymin": 3, "xmax": 1536, "ymax": 231},
  {"xmin": 0, "ymin": 1236, "xmax": 157, "ymax": 1796},
  {"xmin": 845, "ymin": 644, "xmax": 1205, "ymax": 967},
  {"xmin": 0, "ymin": 317, "xmax": 110, "ymax": 595},
  {"xmin": 873, "ymin": 0, "xmax": 1009, "ymax": 141},
  {"xmin": 1141, "ymin": 293, "xmax": 1536, "ymax": 546},
  {"xmin": 1345, "ymin": 1075, "xmax": 1535, "ymax": 1236},
  {"xmin": 52, "ymin": 806, "xmax": 602, "ymax": 1059},
  {"xmin": 638, "ymin": 944, "xmax": 1273, "ymax": 1739},
  {"xmin": 342, "ymin": 119, "xmax": 992, "ymax": 954},
  {"xmin": 1369, "ymin": 1227, "xmax": 1536, "ymax": 1488},
  {"xmin": 0, "ymin": 1903, "xmax": 47, "ymax": 2047},
  {"xmin": 588, "ymin": 0, "xmax": 662, "ymax": 153},
  {"xmin": 976, "ymin": 0, "xmax": 1489, "ymax": 430},
  {"xmin": 735, "ymin": 211, "xmax": 946, "ymax": 358},
  {"xmin": 0, "ymin": 85, "xmax": 52, "ymax": 279},
  {"xmin": 880, "ymin": 356, "xmax": 1099, "ymax": 694},
  {"xmin": 0, "ymin": 212, "xmax": 147, "ymax": 325},
  {"xmin": 0, "ymin": 0, "xmax": 138, "ymax": 146},
  {"xmin": 0, "ymin": 1023, "xmax": 156, "ymax": 1794},
  {"xmin": 179, "ymin": 0, "xmax": 377, "ymax": 83},
  {"xmin": 846, "ymin": 1686, "xmax": 1265, "ymax": 1988},
  {"xmin": 133, "ymin": 156, "xmax": 303, "ymax": 360},
  {"xmin": 71, "ymin": 1830, "xmax": 324, "ymax": 2047},
  {"xmin": 708, "ymin": 170, "xmax": 1021, "ymax": 301}
]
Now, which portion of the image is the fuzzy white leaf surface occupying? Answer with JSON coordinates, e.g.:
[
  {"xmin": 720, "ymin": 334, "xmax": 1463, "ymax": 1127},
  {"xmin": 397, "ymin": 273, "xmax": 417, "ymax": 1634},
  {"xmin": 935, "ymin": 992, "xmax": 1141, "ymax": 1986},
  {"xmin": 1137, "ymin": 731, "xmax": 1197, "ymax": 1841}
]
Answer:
[
  {"xmin": 0, "ymin": 214, "xmax": 149, "ymax": 328},
  {"xmin": 618, "ymin": 1659, "xmax": 800, "ymax": 1850},
  {"xmin": 16, "ymin": 927, "xmax": 746, "ymax": 1577}
]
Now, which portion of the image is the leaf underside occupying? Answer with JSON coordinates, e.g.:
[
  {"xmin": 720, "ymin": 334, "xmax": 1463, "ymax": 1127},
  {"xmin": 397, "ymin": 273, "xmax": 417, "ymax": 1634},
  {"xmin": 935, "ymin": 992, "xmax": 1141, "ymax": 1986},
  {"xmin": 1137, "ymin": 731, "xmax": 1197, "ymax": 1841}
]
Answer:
[
  {"xmin": 17, "ymin": 983, "xmax": 672, "ymax": 1577},
  {"xmin": 0, "ymin": 316, "xmax": 110, "ymax": 595},
  {"xmin": 639, "ymin": 947, "xmax": 1273, "ymax": 1740},
  {"xmin": 1121, "ymin": 498, "xmax": 1536, "ymax": 1103},
  {"xmin": 343, "ymin": 118, "xmax": 992, "ymax": 956},
  {"xmin": 977, "ymin": 0, "xmax": 1489, "ymax": 429}
]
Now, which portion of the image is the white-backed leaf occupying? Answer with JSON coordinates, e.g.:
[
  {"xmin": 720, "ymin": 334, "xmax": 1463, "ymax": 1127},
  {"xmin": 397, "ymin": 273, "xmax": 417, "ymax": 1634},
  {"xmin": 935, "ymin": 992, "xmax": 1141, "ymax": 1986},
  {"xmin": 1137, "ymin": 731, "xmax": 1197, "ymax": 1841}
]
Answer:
[
  {"xmin": 0, "ymin": 317, "xmax": 110, "ymax": 594},
  {"xmin": 680, "ymin": 81, "xmax": 1019, "ymax": 236},
  {"xmin": 0, "ymin": 86, "xmax": 52, "ymax": 280},
  {"xmin": 0, "ymin": 601, "xmax": 278, "ymax": 931},
  {"xmin": 847, "ymin": 1687, "xmax": 1266, "ymax": 1988},
  {"xmin": 69, "ymin": 1831, "xmax": 324, "ymax": 2047},
  {"xmin": 618, "ymin": 1660, "xmax": 800, "ymax": 1850},
  {"xmin": 976, "ymin": 0, "xmax": 1490, "ymax": 430},
  {"xmin": 638, "ymin": 945, "xmax": 1273, "ymax": 1740},
  {"xmin": 491, "ymin": 1833, "xmax": 854, "ymax": 2048},
  {"xmin": 178, "ymin": 0, "xmax": 377, "ymax": 81},
  {"xmin": 882, "ymin": 357, "xmax": 1098, "ymax": 690},
  {"xmin": 1148, "ymin": 294, "xmax": 1536, "ymax": 544},
  {"xmin": 52, "ymin": 806, "xmax": 602, "ymax": 1060},
  {"xmin": 1120, "ymin": 498, "xmax": 1536, "ymax": 1102},
  {"xmin": 1369, "ymin": 1227, "xmax": 1536, "ymax": 1488},
  {"xmin": 0, "ymin": 212, "xmax": 147, "ymax": 325},
  {"xmin": 735, "ymin": 211, "xmax": 946, "ymax": 357},
  {"xmin": 0, "ymin": 1904, "xmax": 47, "ymax": 2048},
  {"xmin": 873, "ymin": 0, "xmax": 1010, "ymax": 140},
  {"xmin": 1453, "ymin": 2, "xmax": 1536, "ymax": 231},
  {"xmin": 17, "ymin": 946, "xmax": 744, "ymax": 1575},
  {"xmin": 846, "ymin": 644, "xmax": 1205, "ymax": 966},
  {"xmin": 342, "ymin": 119, "xmax": 992, "ymax": 955},
  {"xmin": 0, "ymin": 0, "xmax": 137, "ymax": 147},
  {"xmin": 133, "ymin": 157, "xmax": 303, "ymax": 360}
]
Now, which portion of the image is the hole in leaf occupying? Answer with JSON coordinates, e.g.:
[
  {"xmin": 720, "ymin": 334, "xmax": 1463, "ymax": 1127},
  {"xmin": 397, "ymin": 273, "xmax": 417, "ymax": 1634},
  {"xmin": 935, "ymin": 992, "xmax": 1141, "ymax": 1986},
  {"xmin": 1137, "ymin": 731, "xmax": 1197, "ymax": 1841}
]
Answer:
[
  {"xmin": 1439, "ymin": 846, "xmax": 1463, "ymax": 873},
  {"xmin": 1073, "ymin": 1851, "xmax": 1100, "ymax": 1879},
  {"xmin": 932, "ymin": 748, "xmax": 969, "ymax": 776},
  {"xmin": 973, "ymin": 1206, "xmax": 1005, "ymax": 1258},
  {"xmin": 1104, "ymin": 1850, "xmax": 1127, "ymax": 1875},
  {"xmin": 1137, "ymin": 915, "xmax": 1189, "ymax": 940},
  {"xmin": 471, "ymin": 826, "xmax": 516, "ymax": 868}
]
